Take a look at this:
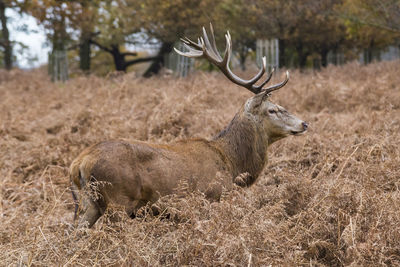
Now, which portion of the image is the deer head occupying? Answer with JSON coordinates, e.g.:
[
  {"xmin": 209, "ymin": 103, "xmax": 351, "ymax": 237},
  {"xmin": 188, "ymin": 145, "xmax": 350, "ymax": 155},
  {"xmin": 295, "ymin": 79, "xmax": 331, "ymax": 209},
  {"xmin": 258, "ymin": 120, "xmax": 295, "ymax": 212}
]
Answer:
[{"xmin": 175, "ymin": 24, "xmax": 308, "ymax": 144}]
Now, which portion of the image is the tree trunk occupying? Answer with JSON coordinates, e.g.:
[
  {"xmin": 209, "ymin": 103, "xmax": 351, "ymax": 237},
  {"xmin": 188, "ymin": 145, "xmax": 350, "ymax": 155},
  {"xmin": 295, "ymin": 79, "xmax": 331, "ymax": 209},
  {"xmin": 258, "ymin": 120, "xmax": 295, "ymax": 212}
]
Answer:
[
  {"xmin": 143, "ymin": 42, "xmax": 173, "ymax": 78},
  {"xmin": 365, "ymin": 39, "xmax": 377, "ymax": 64},
  {"xmin": 238, "ymin": 46, "xmax": 247, "ymax": 71},
  {"xmin": 296, "ymin": 42, "xmax": 308, "ymax": 69},
  {"xmin": 320, "ymin": 47, "xmax": 329, "ymax": 68},
  {"xmin": 298, "ymin": 53, "xmax": 308, "ymax": 68},
  {"xmin": 79, "ymin": 33, "xmax": 91, "ymax": 72},
  {"xmin": 79, "ymin": 1, "xmax": 91, "ymax": 73},
  {"xmin": 0, "ymin": 0, "xmax": 12, "ymax": 70},
  {"xmin": 110, "ymin": 45, "xmax": 127, "ymax": 72}
]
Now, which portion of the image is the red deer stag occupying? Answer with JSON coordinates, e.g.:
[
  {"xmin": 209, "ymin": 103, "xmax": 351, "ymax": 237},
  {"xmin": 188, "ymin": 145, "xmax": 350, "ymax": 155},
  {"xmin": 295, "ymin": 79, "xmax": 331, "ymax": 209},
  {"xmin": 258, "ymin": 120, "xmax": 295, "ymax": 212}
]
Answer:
[{"xmin": 70, "ymin": 24, "xmax": 308, "ymax": 227}]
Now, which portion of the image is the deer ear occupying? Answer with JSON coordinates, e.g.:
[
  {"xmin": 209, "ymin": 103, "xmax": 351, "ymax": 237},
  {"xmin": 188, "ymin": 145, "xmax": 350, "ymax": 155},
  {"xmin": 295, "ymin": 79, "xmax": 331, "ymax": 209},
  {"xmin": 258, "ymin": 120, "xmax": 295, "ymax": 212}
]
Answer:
[
  {"xmin": 246, "ymin": 92, "xmax": 268, "ymax": 112},
  {"xmin": 260, "ymin": 91, "xmax": 271, "ymax": 101}
]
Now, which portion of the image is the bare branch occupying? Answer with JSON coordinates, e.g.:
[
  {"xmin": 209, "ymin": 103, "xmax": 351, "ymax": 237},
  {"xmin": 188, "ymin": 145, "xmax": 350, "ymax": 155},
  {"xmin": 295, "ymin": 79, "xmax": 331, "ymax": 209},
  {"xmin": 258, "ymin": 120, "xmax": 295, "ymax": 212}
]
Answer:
[
  {"xmin": 121, "ymin": 52, "xmax": 138, "ymax": 57},
  {"xmin": 124, "ymin": 56, "xmax": 160, "ymax": 68},
  {"xmin": 89, "ymin": 39, "xmax": 112, "ymax": 53}
]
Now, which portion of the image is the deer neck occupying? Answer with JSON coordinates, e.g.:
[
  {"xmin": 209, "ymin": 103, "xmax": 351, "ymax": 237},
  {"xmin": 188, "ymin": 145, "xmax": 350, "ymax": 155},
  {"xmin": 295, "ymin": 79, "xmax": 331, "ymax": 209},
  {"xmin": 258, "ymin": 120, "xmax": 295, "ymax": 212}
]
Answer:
[{"xmin": 212, "ymin": 111, "xmax": 269, "ymax": 179}]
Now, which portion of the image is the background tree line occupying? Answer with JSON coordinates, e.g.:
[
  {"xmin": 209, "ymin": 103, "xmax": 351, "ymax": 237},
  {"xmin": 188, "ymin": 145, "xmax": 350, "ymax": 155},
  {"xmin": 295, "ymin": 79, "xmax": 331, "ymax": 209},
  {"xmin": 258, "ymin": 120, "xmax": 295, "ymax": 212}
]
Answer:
[{"xmin": 0, "ymin": 0, "xmax": 399, "ymax": 75}]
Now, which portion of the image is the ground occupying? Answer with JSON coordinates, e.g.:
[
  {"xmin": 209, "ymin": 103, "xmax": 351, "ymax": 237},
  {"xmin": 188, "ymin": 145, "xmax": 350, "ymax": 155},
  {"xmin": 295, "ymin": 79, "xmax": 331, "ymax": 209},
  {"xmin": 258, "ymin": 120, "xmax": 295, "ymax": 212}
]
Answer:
[{"xmin": 0, "ymin": 61, "xmax": 399, "ymax": 266}]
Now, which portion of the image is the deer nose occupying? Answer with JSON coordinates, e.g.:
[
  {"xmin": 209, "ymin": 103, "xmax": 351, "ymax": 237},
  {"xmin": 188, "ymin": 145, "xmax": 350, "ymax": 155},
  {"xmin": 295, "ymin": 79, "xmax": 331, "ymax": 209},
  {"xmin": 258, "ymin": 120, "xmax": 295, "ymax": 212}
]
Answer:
[{"xmin": 302, "ymin": 122, "xmax": 309, "ymax": 130}]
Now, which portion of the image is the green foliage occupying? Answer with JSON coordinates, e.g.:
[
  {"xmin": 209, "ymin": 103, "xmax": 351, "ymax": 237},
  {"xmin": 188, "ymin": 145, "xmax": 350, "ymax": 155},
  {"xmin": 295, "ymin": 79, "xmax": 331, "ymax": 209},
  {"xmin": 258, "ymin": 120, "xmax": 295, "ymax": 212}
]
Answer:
[
  {"xmin": 93, "ymin": 1, "xmax": 139, "ymax": 47},
  {"xmin": 341, "ymin": 0, "xmax": 400, "ymax": 49},
  {"xmin": 342, "ymin": 0, "xmax": 400, "ymax": 33},
  {"xmin": 129, "ymin": 0, "xmax": 218, "ymax": 42}
]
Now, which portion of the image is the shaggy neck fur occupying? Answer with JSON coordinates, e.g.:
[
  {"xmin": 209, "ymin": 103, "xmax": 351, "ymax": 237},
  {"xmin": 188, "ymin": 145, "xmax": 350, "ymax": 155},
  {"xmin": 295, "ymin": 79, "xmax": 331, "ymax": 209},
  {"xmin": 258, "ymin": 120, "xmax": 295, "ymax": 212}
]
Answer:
[{"xmin": 212, "ymin": 110, "xmax": 269, "ymax": 181}]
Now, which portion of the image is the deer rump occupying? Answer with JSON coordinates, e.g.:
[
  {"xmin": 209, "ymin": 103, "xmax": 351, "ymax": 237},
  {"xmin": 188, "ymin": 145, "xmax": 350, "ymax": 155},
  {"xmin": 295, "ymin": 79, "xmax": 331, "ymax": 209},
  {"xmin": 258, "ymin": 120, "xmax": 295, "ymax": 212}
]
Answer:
[{"xmin": 70, "ymin": 139, "xmax": 232, "ymax": 226}]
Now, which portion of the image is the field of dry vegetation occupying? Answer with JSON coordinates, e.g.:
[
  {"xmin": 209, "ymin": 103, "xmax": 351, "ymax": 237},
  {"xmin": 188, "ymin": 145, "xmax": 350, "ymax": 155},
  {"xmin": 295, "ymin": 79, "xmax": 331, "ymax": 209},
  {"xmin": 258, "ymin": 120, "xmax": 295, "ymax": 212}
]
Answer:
[{"xmin": 0, "ymin": 60, "xmax": 399, "ymax": 266}]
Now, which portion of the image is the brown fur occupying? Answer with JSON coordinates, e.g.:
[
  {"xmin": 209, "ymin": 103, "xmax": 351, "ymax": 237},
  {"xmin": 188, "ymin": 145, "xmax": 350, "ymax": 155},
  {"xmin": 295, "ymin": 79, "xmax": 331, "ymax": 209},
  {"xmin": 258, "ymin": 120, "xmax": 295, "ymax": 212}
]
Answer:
[{"xmin": 70, "ymin": 98, "xmax": 307, "ymax": 227}]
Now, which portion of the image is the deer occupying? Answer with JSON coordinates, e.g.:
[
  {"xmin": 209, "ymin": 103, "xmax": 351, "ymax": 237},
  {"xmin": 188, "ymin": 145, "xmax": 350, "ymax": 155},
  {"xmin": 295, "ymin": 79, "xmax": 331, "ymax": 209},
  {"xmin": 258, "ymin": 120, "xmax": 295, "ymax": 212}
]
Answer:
[{"xmin": 70, "ymin": 24, "xmax": 308, "ymax": 228}]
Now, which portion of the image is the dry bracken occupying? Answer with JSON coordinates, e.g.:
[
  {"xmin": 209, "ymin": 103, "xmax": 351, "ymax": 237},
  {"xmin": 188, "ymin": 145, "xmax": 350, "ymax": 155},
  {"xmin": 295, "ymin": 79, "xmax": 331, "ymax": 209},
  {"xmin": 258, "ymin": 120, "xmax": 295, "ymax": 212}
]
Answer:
[{"xmin": 0, "ymin": 60, "xmax": 399, "ymax": 266}]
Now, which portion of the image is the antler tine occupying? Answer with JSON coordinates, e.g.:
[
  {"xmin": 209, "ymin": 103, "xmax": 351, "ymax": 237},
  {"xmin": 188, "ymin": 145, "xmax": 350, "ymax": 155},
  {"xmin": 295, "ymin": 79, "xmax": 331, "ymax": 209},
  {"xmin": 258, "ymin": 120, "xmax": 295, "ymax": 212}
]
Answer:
[
  {"xmin": 221, "ymin": 31, "xmax": 232, "ymax": 69},
  {"xmin": 174, "ymin": 36, "xmax": 204, "ymax": 58},
  {"xmin": 174, "ymin": 43, "xmax": 203, "ymax": 58},
  {"xmin": 208, "ymin": 23, "xmax": 221, "ymax": 61},
  {"xmin": 175, "ymin": 24, "xmax": 289, "ymax": 95},
  {"xmin": 262, "ymin": 71, "xmax": 289, "ymax": 94},
  {"xmin": 182, "ymin": 37, "xmax": 201, "ymax": 49},
  {"xmin": 253, "ymin": 65, "xmax": 274, "ymax": 91},
  {"xmin": 245, "ymin": 56, "xmax": 267, "ymax": 88},
  {"xmin": 199, "ymin": 36, "xmax": 219, "ymax": 66},
  {"xmin": 202, "ymin": 26, "xmax": 222, "ymax": 62},
  {"xmin": 205, "ymin": 26, "xmax": 274, "ymax": 94}
]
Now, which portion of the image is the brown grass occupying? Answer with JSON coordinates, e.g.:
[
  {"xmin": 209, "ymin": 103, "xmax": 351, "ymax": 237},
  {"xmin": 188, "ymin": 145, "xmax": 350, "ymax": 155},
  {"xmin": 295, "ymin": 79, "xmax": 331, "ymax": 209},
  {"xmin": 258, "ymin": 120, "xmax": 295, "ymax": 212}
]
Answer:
[{"xmin": 0, "ymin": 61, "xmax": 399, "ymax": 266}]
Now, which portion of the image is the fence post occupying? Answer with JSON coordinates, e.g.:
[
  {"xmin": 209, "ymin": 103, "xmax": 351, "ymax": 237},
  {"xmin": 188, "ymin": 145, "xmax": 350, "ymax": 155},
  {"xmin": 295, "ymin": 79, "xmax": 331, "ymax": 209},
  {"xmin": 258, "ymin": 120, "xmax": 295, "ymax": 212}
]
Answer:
[
  {"xmin": 48, "ymin": 50, "xmax": 68, "ymax": 82},
  {"xmin": 165, "ymin": 42, "xmax": 194, "ymax": 77},
  {"xmin": 256, "ymin": 39, "xmax": 279, "ymax": 73}
]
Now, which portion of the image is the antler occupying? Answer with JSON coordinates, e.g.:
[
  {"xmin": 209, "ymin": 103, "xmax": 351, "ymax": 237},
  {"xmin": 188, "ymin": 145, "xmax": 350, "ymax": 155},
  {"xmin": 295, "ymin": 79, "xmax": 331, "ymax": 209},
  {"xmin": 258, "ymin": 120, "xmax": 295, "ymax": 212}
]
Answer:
[{"xmin": 174, "ymin": 23, "xmax": 289, "ymax": 95}]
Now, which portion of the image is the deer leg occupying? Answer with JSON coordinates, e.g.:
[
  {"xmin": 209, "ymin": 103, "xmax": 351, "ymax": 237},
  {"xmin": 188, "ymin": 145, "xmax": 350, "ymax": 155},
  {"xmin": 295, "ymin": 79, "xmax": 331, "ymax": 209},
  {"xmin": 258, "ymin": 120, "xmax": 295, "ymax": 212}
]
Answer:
[
  {"xmin": 81, "ymin": 204, "xmax": 100, "ymax": 227},
  {"xmin": 234, "ymin": 172, "xmax": 254, "ymax": 187},
  {"xmin": 78, "ymin": 199, "xmax": 104, "ymax": 228}
]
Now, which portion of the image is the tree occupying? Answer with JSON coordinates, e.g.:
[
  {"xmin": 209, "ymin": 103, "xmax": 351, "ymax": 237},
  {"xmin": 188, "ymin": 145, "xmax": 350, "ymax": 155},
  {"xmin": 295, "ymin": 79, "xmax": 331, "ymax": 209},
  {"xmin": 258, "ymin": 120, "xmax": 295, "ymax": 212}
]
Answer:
[
  {"xmin": 340, "ymin": 0, "xmax": 400, "ymax": 63},
  {"xmin": 27, "ymin": 0, "xmax": 159, "ymax": 74},
  {"xmin": 30, "ymin": 0, "xmax": 99, "ymax": 72},
  {"xmin": 129, "ymin": 0, "xmax": 218, "ymax": 76},
  {"xmin": 85, "ymin": 1, "xmax": 152, "ymax": 72},
  {"xmin": 250, "ymin": 0, "xmax": 299, "ymax": 67},
  {"xmin": 29, "ymin": 0, "xmax": 77, "ymax": 51},
  {"xmin": 72, "ymin": 0, "xmax": 162, "ymax": 73},
  {"xmin": 0, "ymin": 0, "xmax": 12, "ymax": 70},
  {"xmin": 0, "ymin": 0, "xmax": 31, "ymax": 70},
  {"xmin": 218, "ymin": 0, "xmax": 258, "ymax": 70},
  {"xmin": 251, "ymin": 0, "xmax": 348, "ymax": 68},
  {"xmin": 291, "ymin": 0, "xmax": 347, "ymax": 68},
  {"xmin": 67, "ymin": 0, "xmax": 99, "ymax": 72},
  {"xmin": 342, "ymin": 0, "xmax": 400, "ymax": 33}
]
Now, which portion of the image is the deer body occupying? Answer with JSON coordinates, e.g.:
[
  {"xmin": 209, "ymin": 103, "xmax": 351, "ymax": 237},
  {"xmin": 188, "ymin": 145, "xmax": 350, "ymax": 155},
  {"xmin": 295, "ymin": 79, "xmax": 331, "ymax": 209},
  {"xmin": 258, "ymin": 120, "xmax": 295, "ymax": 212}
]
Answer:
[{"xmin": 70, "ymin": 25, "xmax": 308, "ymax": 227}]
